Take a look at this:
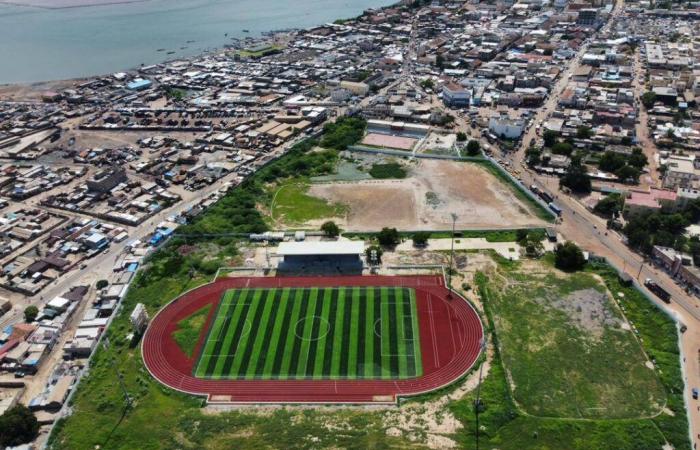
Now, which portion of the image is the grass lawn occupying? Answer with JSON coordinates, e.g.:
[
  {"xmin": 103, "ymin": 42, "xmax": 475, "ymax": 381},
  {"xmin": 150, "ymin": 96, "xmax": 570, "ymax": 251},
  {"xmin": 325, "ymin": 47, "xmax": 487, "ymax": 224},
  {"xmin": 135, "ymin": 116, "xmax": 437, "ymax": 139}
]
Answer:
[
  {"xmin": 270, "ymin": 179, "xmax": 346, "ymax": 225},
  {"xmin": 172, "ymin": 304, "xmax": 211, "ymax": 358},
  {"xmin": 463, "ymin": 257, "xmax": 690, "ymax": 450},
  {"xmin": 194, "ymin": 286, "xmax": 422, "ymax": 380},
  {"xmin": 478, "ymin": 264, "xmax": 665, "ymax": 419},
  {"xmin": 369, "ymin": 162, "xmax": 407, "ymax": 179}
]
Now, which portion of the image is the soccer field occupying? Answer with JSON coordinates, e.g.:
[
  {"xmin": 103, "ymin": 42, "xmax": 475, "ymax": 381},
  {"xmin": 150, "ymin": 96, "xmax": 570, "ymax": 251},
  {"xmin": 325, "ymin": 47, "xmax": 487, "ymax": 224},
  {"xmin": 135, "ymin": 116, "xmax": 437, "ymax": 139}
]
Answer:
[{"xmin": 193, "ymin": 286, "xmax": 423, "ymax": 380}]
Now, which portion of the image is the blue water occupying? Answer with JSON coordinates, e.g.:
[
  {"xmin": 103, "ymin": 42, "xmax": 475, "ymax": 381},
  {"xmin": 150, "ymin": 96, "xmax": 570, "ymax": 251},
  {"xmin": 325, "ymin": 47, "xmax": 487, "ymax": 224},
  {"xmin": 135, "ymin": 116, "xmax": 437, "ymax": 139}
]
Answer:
[{"xmin": 0, "ymin": 0, "xmax": 393, "ymax": 84}]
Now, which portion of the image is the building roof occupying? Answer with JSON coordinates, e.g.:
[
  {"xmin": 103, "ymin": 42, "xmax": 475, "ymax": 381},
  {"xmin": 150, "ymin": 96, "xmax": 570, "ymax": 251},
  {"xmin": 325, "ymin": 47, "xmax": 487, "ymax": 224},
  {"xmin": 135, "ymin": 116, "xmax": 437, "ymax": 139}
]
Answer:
[{"xmin": 276, "ymin": 241, "xmax": 364, "ymax": 256}]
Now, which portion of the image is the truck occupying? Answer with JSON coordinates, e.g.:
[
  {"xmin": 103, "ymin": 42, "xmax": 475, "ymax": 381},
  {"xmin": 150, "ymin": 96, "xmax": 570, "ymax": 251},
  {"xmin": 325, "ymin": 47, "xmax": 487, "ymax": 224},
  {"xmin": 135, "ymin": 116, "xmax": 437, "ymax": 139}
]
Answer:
[
  {"xmin": 548, "ymin": 202, "xmax": 562, "ymax": 216},
  {"xmin": 644, "ymin": 278, "xmax": 671, "ymax": 303},
  {"xmin": 539, "ymin": 191, "xmax": 554, "ymax": 203}
]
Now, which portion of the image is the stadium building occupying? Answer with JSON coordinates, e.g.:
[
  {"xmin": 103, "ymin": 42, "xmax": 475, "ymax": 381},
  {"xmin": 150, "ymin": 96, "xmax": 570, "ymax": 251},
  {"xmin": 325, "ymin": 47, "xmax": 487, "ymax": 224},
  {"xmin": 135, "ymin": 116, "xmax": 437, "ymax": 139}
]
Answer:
[{"xmin": 276, "ymin": 241, "xmax": 364, "ymax": 273}]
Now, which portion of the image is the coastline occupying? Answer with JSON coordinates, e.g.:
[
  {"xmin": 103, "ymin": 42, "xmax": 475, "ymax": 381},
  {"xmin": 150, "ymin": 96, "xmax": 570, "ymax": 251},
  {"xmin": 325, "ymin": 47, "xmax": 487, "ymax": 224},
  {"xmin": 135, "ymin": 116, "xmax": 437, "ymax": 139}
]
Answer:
[
  {"xmin": 0, "ymin": 0, "xmax": 396, "ymax": 85},
  {"xmin": 0, "ymin": 0, "xmax": 149, "ymax": 10}
]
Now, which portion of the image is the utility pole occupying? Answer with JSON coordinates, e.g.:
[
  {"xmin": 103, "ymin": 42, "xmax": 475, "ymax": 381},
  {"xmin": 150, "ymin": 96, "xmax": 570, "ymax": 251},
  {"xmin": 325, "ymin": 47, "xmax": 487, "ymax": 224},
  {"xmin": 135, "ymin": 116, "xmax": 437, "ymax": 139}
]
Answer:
[
  {"xmin": 448, "ymin": 213, "xmax": 457, "ymax": 296},
  {"xmin": 637, "ymin": 260, "xmax": 644, "ymax": 281}
]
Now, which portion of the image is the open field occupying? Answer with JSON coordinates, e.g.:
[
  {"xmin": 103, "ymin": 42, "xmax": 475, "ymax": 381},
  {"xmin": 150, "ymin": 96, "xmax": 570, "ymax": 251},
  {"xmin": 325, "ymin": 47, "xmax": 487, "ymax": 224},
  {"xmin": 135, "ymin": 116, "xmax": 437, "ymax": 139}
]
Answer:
[
  {"xmin": 193, "ymin": 286, "xmax": 422, "ymax": 380},
  {"xmin": 269, "ymin": 180, "xmax": 346, "ymax": 226},
  {"xmin": 307, "ymin": 159, "xmax": 547, "ymax": 231},
  {"xmin": 477, "ymin": 261, "xmax": 665, "ymax": 419}
]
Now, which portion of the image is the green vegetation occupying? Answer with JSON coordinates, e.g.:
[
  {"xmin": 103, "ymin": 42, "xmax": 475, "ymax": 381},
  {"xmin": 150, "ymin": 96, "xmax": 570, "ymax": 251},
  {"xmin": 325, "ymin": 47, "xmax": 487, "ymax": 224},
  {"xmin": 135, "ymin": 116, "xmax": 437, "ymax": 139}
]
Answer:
[
  {"xmin": 577, "ymin": 125, "xmax": 593, "ymax": 140},
  {"xmin": 235, "ymin": 44, "xmax": 283, "ymax": 58},
  {"xmin": 164, "ymin": 87, "xmax": 186, "ymax": 101},
  {"xmin": 96, "ymin": 279, "xmax": 109, "ymax": 290},
  {"xmin": 560, "ymin": 154, "xmax": 592, "ymax": 194},
  {"xmin": 412, "ymin": 231, "xmax": 431, "ymax": 247},
  {"xmin": 594, "ymin": 193, "xmax": 624, "ymax": 218},
  {"xmin": 0, "ymin": 405, "xmax": 39, "ymax": 448},
  {"xmin": 623, "ymin": 197, "xmax": 700, "ymax": 256},
  {"xmin": 320, "ymin": 116, "xmax": 366, "ymax": 150},
  {"xmin": 181, "ymin": 138, "xmax": 337, "ymax": 236},
  {"xmin": 346, "ymin": 228, "xmax": 545, "ymax": 243},
  {"xmin": 368, "ymin": 162, "xmax": 407, "ymax": 179},
  {"xmin": 466, "ymin": 139, "xmax": 481, "ymax": 156},
  {"xmin": 320, "ymin": 220, "xmax": 340, "ymax": 238},
  {"xmin": 194, "ymin": 287, "xmax": 422, "ymax": 380},
  {"xmin": 478, "ymin": 267, "xmax": 665, "ymax": 418},
  {"xmin": 271, "ymin": 180, "xmax": 346, "ymax": 225},
  {"xmin": 467, "ymin": 259, "xmax": 689, "ymax": 450},
  {"xmin": 543, "ymin": 129, "xmax": 558, "ymax": 147},
  {"xmin": 377, "ymin": 227, "xmax": 400, "ymax": 247},
  {"xmin": 554, "ymin": 241, "xmax": 586, "ymax": 271},
  {"xmin": 23, "ymin": 305, "xmax": 38, "ymax": 323},
  {"xmin": 420, "ymin": 78, "xmax": 435, "ymax": 90},
  {"xmin": 598, "ymin": 148, "xmax": 648, "ymax": 183},
  {"xmin": 641, "ymin": 91, "xmax": 657, "ymax": 109},
  {"xmin": 172, "ymin": 304, "xmax": 212, "ymax": 358}
]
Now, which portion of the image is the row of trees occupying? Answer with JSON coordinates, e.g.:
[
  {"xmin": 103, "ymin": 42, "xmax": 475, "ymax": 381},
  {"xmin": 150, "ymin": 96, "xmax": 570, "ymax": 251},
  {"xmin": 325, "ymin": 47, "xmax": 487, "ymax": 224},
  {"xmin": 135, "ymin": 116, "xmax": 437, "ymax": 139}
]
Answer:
[{"xmin": 598, "ymin": 148, "xmax": 648, "ymax": 184}]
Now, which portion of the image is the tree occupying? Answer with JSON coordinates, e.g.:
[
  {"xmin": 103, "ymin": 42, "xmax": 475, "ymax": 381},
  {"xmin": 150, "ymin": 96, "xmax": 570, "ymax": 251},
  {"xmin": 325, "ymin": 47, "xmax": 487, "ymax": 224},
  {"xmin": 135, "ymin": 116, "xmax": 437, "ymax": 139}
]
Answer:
[
  {"xmin": 526, "ymin": 146, "xmax": 542, "ymax": 166},
  {"xmin": 543, "ymin": 130, "xmax": 558, "ymax": 147},
  {"xmin": 615, "ymin": 164, "xmax": 641, "ymax": 184},
  {"xmin": 0, "ymin": 405, "xmax": 39, "ymax": 448},
  {"xmin": 377, "ymin": 227, "xmax": 400, "ymax": 247},
  {"xmin": 456, "ymin": 131, "xmax": 467, "ymax": 142},
  {"xmin": 576, "ymin": 126, "xmax": 593, "ymax": 139},
  {"xmin": 412, "ymin": 231, "xmax": 431, "ymax": 247},
  {"xmin": 554, "ymin": 241, "xmax": 586, "ymax": 272},
  {"xmin": 436, "ymin": 54, "xmax": 444, "ymax": 69},
  {"xmin": 420, "ymin": 78, "xmax": 435, "ymax": 90},
  {"xmin": 466, "ymin": 140, "xmax": 481, "ymax": 156},
  {"xmin": 524, "ymin": 235, "xmax": 545, "ymax": 257},
  {"xmin": 365, "ymin": 245, "xmax": 383, "ymax": 265},
  {"xmin": 320, "ymin": 221, "xmax": 340, "ymax": 238},
  {"xmin": 96, "ymin": 279, "xmax": 109, "ymax": 290},
  {"xmin": 628, "ymin": 148, "xmax": 648, "ymax": 169},
  {"xmin": 551, "ymin": 142, "xmax": 573, "ymax": 156},
  {"xmin": 593, "ymin": 194, "xmax": 624, "ymax": 218},
  {"xmin": 515, "ymin": 228, "xmax": 529, "ymax": 243},
  {"xmin": 24, "ymin": 305, "xmax": 38, "ymax": 323},
  {"xmin": 641, "ymin": 91, "xmax": 656, "ymax": 109},
  {"xmin": 599, "ymin": 151, "xmax": 626, "ymax": 173},
  {"xmin": 560, "ymin": 156, "xmax": 591, "ymax": 194}
]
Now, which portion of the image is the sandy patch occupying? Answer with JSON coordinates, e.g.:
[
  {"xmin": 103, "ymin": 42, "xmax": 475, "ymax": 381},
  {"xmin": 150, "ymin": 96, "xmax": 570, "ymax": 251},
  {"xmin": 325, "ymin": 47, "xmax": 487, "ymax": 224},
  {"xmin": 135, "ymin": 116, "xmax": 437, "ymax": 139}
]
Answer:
[{"xmin": 308, "ymin": 159, "xmax": 545, "ymax": 231}]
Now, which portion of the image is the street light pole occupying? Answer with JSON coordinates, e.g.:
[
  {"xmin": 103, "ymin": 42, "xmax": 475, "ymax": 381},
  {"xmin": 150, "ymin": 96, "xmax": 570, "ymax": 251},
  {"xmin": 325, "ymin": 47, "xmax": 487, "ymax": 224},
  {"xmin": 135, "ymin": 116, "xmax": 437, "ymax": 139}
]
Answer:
[{"xmin": 448, "ymin": 213, "xmax": 457, "ymax": 296}]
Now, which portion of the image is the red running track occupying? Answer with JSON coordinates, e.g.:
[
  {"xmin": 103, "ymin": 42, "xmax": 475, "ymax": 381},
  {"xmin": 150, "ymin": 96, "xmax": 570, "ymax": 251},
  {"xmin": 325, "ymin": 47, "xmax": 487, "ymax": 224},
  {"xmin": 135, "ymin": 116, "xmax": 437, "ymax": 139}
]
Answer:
[{"xmin": 142, "ymin": 275, "xmax": 484, "ymax": 404}]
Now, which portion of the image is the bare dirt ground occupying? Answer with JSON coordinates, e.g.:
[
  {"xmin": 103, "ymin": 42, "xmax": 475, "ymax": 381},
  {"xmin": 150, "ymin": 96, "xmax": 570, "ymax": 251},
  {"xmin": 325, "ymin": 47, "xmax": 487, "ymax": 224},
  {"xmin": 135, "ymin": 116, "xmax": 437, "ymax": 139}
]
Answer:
[
  {"xmin": 308, "ymin": 159, "xmax": 545, "ymax": 231},
  {"xmin": 0, "ymin": 80, "xmax": 80, "ymax": 102}
]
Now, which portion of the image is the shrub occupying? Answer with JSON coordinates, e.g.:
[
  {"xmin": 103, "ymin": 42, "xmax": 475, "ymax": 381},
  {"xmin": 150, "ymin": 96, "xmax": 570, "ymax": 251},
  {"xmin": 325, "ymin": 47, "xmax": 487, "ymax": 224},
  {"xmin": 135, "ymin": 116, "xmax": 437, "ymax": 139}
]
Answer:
[{"xmin": 377, "ymin": 227, "xmax": 400, "ymax": 247}]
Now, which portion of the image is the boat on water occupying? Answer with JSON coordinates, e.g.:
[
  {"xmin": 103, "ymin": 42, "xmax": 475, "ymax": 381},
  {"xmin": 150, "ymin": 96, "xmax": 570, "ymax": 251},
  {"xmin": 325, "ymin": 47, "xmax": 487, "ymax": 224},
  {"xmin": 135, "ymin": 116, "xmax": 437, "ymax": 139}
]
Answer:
[
  {"xmin": 167, "ymin": 51, "xmax": 175, "ymax": 55},
  {"xmin": 243, "ymin": 29, "xmax": 250, "ymax": 32},
  {"xmin": 157, "ymin": 48, "xmax": 165, "ymax": 52}
]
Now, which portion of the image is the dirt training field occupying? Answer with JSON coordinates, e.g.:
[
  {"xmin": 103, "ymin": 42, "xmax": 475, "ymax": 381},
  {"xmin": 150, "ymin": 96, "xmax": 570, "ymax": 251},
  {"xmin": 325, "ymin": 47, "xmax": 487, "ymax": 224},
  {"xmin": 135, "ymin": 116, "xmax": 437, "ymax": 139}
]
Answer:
[{"xmin": 307, "ymin": 159, "xmax": 546, "ymax": 231}]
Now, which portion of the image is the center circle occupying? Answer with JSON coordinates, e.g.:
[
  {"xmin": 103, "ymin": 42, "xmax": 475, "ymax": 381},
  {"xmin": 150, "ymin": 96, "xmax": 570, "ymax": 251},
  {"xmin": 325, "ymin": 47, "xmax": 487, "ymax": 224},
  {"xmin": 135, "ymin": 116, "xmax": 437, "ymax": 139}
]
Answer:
[{"xmin": 294, "ymin": 316, "xmax": 330, "ymax": 341}]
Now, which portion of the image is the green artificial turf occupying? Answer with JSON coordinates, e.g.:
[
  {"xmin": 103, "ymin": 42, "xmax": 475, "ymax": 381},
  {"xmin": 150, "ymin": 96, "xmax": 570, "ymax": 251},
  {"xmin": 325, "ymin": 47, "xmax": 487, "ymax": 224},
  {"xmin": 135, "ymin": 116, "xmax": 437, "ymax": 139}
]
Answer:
[{"xmin": 193, "ymin": 286, "xmax": 422, "ymax": 380}]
